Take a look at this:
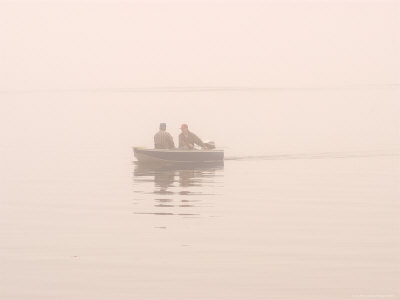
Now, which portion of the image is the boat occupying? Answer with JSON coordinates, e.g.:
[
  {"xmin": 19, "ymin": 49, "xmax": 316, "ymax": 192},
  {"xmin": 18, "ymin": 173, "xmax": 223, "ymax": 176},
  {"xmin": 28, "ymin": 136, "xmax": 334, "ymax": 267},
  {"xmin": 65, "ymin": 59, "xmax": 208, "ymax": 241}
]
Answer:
[{"xmin": 133, "ymin": 147, "xmax": 224, "ymax": 164}]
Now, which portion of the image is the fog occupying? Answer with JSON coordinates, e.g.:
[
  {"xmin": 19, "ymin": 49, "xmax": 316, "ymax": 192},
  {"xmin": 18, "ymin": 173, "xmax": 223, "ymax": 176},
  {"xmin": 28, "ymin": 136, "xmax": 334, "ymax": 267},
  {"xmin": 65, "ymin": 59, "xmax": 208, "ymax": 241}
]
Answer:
[
  {"xmin": 1, "ymin": 0, "xmax": 399, "ymax": 157},
  {"xmin": 1, "ymin": 95, "xmax": 399, "ymax": 157},
  {"xmin": 1, "ymin": 2, "xmax": 400, "ymax": 300},
  {"xmin": 1, "ymin": 0, "xmax": 399, "ymax": 90}
]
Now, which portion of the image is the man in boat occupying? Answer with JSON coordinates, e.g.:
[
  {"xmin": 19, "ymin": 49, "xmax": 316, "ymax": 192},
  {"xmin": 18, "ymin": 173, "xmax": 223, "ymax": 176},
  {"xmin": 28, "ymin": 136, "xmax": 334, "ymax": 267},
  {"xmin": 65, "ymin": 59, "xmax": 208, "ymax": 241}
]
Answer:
[
  {"xmin": 154, "ymin": 123, "xmax": 175, "ymax": 149},
  {"xmin": 178, "ymin": 124, "xmax": 206, "ymax": 150}
]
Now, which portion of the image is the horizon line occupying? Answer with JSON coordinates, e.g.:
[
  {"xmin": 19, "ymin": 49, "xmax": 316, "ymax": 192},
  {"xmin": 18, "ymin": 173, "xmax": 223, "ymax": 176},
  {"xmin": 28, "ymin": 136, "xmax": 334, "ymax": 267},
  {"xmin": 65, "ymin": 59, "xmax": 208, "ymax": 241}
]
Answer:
[{"xmin": 1, "ymin": 83, "xmax": 399, "ymax": 94}]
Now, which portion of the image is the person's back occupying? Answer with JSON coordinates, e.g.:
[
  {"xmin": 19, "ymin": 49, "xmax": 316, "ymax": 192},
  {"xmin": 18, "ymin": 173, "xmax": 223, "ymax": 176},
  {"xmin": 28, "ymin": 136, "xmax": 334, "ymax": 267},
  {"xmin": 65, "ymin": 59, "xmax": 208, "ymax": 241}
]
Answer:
[{"xmin": 154, "ymin": 123, "xmax": 175, "ymax": 149}]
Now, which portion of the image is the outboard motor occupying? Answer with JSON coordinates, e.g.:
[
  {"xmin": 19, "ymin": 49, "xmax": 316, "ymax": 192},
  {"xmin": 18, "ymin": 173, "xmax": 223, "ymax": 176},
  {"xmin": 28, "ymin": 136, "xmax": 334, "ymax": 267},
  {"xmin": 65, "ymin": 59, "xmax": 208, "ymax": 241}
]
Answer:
[{"xmin": 203, "ymin": 140, "xmax": 216, "ymax": 149}]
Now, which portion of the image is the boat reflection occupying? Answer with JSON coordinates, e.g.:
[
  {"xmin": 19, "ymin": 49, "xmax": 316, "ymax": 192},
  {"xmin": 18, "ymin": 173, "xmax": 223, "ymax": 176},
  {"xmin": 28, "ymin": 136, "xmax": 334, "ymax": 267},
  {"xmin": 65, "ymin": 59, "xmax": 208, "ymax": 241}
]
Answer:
[{"xmin": 133, "ymin": 162, "xmax": 224, "ymax": 217}]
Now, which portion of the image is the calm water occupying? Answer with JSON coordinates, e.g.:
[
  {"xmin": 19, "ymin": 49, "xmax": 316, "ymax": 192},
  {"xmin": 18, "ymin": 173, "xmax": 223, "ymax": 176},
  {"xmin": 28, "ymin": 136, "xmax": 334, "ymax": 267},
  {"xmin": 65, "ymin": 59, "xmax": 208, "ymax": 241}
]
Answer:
[
  {"xmin": 1, "ymin": 147, "xmax": 399, "ymax": 300},
  {"xmin": 1, "ymin": 94, "xmax": 399, "ymax": 299}
]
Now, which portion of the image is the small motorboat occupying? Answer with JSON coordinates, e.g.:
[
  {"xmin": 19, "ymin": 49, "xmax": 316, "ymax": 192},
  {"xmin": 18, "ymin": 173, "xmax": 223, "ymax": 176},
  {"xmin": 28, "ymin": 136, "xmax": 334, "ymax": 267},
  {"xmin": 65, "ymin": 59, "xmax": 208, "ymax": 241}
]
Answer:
[{"xmin": 133, "ymin": 147, "xmax": 224, "ymax": 164}]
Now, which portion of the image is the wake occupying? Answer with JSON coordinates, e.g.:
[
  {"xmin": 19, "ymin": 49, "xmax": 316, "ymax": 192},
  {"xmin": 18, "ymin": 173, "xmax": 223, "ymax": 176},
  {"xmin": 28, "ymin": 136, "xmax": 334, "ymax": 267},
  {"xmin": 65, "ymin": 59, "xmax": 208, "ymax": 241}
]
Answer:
[{"xmin": 224, "ymin": 151, "xmax": 400, "ymax": 161}]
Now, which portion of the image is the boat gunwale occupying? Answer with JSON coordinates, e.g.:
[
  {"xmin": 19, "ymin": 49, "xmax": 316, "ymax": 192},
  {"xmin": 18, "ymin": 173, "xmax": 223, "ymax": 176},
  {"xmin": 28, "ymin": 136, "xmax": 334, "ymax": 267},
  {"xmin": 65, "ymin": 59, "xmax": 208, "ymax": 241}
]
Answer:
[
  {"xmin": 133, "ymin": 147, "xmax": 224, "ymax": 163},
  {"xmin": 133, "ymin": 147, "xmax": 224, "ymax": 153}
]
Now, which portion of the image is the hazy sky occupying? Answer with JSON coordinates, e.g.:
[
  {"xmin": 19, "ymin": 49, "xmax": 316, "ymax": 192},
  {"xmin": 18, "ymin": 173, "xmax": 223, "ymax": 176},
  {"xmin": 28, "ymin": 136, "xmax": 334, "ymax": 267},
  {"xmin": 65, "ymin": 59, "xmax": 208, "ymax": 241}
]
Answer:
[{"xmin": 1, "ymin": 0, "xmax": 399, "ymax": 91}]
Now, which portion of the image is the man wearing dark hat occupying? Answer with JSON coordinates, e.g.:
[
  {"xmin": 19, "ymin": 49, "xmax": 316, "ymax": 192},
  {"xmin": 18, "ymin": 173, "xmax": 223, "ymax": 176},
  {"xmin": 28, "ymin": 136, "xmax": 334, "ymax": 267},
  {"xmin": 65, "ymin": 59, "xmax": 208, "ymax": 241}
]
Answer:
[
  {"xmin": 154, "ymin": 123, "xmax": 175, "ymax": 149},
  {"xmin": 178, "ymin": 124, "xmax": 206, "ymax": 150}
]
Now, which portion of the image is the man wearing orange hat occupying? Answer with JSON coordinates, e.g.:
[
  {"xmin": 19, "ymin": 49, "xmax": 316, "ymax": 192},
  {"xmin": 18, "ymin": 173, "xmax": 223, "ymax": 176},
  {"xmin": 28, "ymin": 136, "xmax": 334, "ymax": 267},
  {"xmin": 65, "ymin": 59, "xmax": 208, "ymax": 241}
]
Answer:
[{"xmin": 178, "ymin": 124, "xmax": 206, "ymax": 150}]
